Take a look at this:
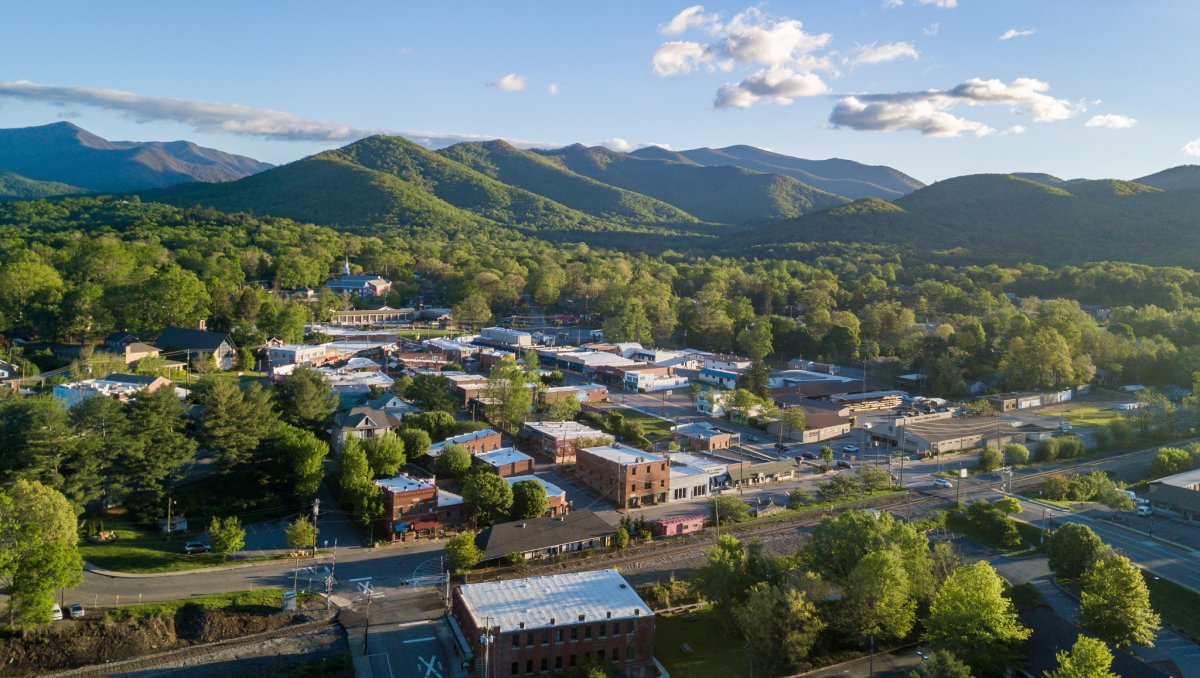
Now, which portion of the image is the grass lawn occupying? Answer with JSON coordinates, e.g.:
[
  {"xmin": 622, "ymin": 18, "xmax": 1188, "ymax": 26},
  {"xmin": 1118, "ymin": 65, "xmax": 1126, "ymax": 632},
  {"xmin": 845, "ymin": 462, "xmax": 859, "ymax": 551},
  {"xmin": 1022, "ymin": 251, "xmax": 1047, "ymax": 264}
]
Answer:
[
  {"xmin": 105, "ymin": 589, "xmax": 286, "ymax": 622},
  {"xmin": 1144, "ymin": 571, "xmax": 1200, "ymax": 640},
  {"xmin": 613, "ymin": 408, "xmax": 675, "ymax": 441},
  {"xmin": 79, "ymin": 509, "xmax": 275, "ymax": 573},
  {"xmin": 1056, "ymin": 405, "xmax": 1127, "ymax": 428},
  {"xmin": 173, "ymin": 472, "xmax": 299, "ymax": 524},
  {"xmin": 171, "ymin": 370, "xmax": 267, "ymax": 386},
  {"xmin": 655, "ymin": 607, "xmax": 749, "ymax": 677}
]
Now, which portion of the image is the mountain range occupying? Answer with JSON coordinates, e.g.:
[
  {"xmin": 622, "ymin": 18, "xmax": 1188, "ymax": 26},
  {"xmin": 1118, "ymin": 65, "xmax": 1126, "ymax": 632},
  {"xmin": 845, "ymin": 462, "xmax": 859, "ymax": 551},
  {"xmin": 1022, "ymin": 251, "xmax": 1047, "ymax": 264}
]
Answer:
[
  {"xmin": 0, "ymin": 122, "xmax": 272, "ymax": 194},
  {"xmin": 6, "ymin": 121, "xmax": 1200, "ymax": 267}
]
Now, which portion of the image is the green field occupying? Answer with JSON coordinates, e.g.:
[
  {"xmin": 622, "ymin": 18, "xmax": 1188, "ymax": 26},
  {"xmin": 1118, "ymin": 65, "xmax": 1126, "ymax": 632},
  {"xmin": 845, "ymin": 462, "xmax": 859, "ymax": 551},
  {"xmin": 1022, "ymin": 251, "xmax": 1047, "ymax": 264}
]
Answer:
[
  {"xmin": 614, "ymin": 408, "xmax": 675, "ymax": 442},
  {"xmin": 655, "ymin": 607, "xmax": 749, "ymax": 676},
  {"xmin": 1054, "ymin": 404, "xmax": 1127, "ymax": 428},
  {"xmin": 79, "ymin": 510, "xmax": 274, "ymax": 573}
]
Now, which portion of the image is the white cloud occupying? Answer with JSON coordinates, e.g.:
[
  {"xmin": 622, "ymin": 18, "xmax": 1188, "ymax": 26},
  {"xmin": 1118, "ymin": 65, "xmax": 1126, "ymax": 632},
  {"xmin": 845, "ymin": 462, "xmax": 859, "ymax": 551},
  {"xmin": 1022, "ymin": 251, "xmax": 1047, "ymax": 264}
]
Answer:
[
  {"xmin": 491, "ymin": 74, "xmax": 526, "ymax": 91},
  {"xmin": 846, "ymin": 42, "xmax": 919, "ymax": 66},
  {"xmin": 0, "ymin": 79, "xmax": 555, "ymax": 148},
  {"xmin": 998, "ymin": 28, "xmax": 1035, "ymax": 41},
  {"xmin": 715, "ymin": 68, "xmax": 829, "ymax": 108},
  {"xmin": 600, "ymin": 138, "xmax": 635, "ymax": 152},
  {"xmin": 1003, "ymin": 125, "xmax": 1027, "ymax": 135},
  {"xmin": 830, "ymin": 95, "xmax": 993, "ymax": 137},
  {"xmin": 887, "ymin": 0, "xmax": 957, "ymax": 8},
  {"xmin": 828, "ymin": 77, "xmax": 1076, "ymax": 137},
  {"xmin": 651, "ymin": 41, "xmax": 714, "ymax": 76},
  {"xmin": 652, "ymin": 7, "xmax": 835, "ymax": 108},
  {"xmin": 547, "ymin": 82, "xmax": 560, "ymax": 96},
  {"xmin": 661, "ymin": 5, "xmax": 720, "ymax": 35},
  {"xmin": 1084, "ymin": 114, "xmax": 1137, "ymax": 129},
  {"xmin": 1185, "ymin": 139, "xmax": 1200, "ymax": 157},
  {"xmin": 923, "ymin": 22, "xmax": 940, "ymax": 36}
]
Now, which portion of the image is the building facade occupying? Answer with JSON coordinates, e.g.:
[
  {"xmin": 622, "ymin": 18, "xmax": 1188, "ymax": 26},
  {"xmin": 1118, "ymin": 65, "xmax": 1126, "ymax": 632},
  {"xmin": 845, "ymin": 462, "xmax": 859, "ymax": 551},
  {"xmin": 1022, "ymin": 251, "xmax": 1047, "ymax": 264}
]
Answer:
[
  {"xmin": 576, "ymin": 445, "xmax": 669, "ymax": 509},
  {"xmin": 475, "ymin": 448, "xmax": 536, "ymax": 477}
]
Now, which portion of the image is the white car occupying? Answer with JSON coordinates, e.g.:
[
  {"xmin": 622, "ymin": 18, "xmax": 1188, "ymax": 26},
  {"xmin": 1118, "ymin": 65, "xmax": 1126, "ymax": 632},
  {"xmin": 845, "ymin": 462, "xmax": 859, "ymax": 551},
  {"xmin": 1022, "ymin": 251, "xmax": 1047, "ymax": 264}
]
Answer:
[
  {"xmin": 842, "ymin": 445, "xmax": 859, "ymax": 453},
  {"xmin": 933, "ymin": 477, "xmax": 953, "ymax": 489},
  {"xmin": 1136, "ymin": 505, "xmax": 1154, "ymax": 516},
  {"xmin": 50, "ymin": 604, "xmax": 63, "ymax": 621}
]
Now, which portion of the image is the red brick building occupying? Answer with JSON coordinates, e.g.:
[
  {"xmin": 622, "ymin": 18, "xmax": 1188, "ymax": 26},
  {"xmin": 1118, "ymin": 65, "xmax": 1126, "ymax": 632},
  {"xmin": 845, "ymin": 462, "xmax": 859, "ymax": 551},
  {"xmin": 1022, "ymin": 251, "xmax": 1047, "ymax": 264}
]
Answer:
[
  {"xmin": 521, "ymin": 421, "xmax": 612, "ymax": 465},
  {"xmin": 429, "ymin": 428, "xmax": 503, "ymax": 457},
  {"xmin": 375, "ymin": 474, "xmax": 438, "ymax": 542},
  {"xmin": 576, "ymin": 445, "xmax": 669, "ymax": 509},
  {"xmin": 505, "ymin": 475, "xmax": 570, "ymax": 517},
  {"xmin": 450, "ymin": 569, "xmax": 655, "ymax": 678},
  {"xmin": 540, "ymin": 384, "xmax": 608, "ymax": 407}
]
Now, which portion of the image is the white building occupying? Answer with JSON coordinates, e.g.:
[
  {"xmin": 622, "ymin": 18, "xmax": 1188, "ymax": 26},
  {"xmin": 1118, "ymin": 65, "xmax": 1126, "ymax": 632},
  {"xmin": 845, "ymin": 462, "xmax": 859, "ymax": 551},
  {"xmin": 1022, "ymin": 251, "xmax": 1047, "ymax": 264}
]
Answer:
[
  {"xmin": 479, "ymin": 326, "xmax": 534, "ymax": 348},
  {"xmin": 266, "ymin": 343, "xmax": 332, "ymax": 367}
]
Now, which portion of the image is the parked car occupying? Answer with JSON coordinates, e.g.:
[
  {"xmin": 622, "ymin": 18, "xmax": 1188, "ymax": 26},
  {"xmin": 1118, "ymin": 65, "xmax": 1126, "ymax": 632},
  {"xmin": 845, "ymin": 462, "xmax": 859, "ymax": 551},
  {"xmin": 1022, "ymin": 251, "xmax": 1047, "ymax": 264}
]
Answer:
[
  {"xmin": 836, "ymin": 460, "xmax": 854, "ymax": 470},
  {"xmin": 68, "ymin": 603, "xmax": 85, "ymax": 619},
  {"xmin": 745, "ymin": 435, "xmax": 759, "ymax": 443},
  {"xmin": 933, "ymin": 477, "xmax": 954, "ymax": 489},
  {"xmin": 842, "ymin": 445, "xmax": 859, "ymax": 453},
  {"xmin": 1136, "ymin": 505, "xmax": 1154, "ymax": 517},
  {"xmin": 800, "ymin": 451, "xmax": 818, "ymax": 460},
  {"xmin": 51, "ymin": 604, "xmax": 63, "ymax": 621},
  {"xmin": 182, "ymin": 541, "xmax": 212, "ymax": 554}
]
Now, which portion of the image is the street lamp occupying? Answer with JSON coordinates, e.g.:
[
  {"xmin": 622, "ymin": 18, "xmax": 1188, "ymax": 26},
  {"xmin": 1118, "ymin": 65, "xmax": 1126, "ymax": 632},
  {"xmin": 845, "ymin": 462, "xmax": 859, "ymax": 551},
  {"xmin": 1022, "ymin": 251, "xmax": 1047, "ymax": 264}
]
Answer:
[{"xmin": 1041, "ymin": 509, "xmax": 1053, "ymax": 544}]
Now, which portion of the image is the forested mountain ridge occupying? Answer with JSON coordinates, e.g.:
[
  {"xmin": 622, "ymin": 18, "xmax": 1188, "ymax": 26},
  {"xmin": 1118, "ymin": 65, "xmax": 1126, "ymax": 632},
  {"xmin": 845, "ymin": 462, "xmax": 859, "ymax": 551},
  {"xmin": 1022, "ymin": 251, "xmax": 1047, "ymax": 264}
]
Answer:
[
  {"xmin": 632, "ymin": 144, "xmax": 925, "ymax": 200},
  {"xmin": 436, "ymin": 140, "xmax": 701, "ymax": 224},
  {"xmin": 752, "ymin": 173, "xmax": 1200, "ymax": 267},
  {"xmin": 0, "ymin": 169, "xmax": 86, "ymax": 201},
  {"xmin": 0, "ymin": 122, "xmax": 272, "ymax": 192},
  {"xmin": 535, "ymin": 143, "xmax": 850, "ymax": 224}
]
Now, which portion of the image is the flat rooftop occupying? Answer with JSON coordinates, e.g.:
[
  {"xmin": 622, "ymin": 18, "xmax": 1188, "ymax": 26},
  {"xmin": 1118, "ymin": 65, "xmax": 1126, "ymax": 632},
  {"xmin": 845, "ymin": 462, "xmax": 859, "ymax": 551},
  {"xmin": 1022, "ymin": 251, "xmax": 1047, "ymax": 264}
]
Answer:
[
  {"xmin": 375, "ymin": 474, "xmax": 434, "ymax": 494},
  {"xmin": 505, "ymin": 475, "xmax": 566, "ymax": 497},
  {"xmin": 1156, "ymin": 468, "xmax": 1200, "ymax": 490},
  {"xmin": 524, "ymin": 421, "xmax": 609, "ymax": 439},
  {"xmin": 458, "ymin": 569, "xmax": 651, "ymax": 633},
  {"xmin": 580, "ymin": 444, "xmax": 665, "ymax": 466},
  {"xmin": 476, "ymin": 448, "xmax": 534, "ymax": 467}
]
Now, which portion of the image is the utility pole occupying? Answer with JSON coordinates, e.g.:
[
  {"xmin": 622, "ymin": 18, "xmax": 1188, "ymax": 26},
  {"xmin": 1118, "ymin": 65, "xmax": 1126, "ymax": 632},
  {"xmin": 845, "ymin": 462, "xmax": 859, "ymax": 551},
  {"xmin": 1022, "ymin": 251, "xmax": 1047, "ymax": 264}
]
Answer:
[
  {"xmin": 311, "ymin": 498, "xmax": 320, "ymax": 557},
  {"xmin": 165, "ymin": 497, "xmax": 175, "ymax": 541}
]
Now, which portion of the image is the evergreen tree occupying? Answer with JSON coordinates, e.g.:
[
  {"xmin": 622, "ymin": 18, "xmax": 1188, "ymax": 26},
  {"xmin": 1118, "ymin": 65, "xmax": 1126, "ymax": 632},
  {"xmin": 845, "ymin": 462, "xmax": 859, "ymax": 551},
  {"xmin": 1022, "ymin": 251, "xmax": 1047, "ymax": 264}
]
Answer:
[{"xmin": 275, "ymin": 366, "xmax": 338, "ymax": 431}]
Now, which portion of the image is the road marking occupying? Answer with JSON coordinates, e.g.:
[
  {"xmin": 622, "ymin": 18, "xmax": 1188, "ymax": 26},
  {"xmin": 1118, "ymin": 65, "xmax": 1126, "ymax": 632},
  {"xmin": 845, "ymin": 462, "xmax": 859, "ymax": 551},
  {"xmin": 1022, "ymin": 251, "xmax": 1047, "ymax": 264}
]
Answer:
[
  {"xmin": 403, "ymin": 636, "xmax": 436, "ymax": 643},
  {"xmin": 418, "ymin": 654, "xmax": 444, "ymax": 678},
  {"xmin": 368, "ymin": 652, "xmax": 394, "ymax": 678}
]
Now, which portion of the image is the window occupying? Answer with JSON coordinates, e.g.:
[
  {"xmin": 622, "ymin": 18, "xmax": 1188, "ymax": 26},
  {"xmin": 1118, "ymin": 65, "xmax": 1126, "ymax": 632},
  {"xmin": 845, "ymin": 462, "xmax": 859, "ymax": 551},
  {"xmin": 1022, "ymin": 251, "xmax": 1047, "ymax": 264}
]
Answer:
[
  {"xmin": 644, "ymin": 482, "xmax": 651, "ymax": 490},
  {"xmin": 512, "ymin": 634, "xmax": 520, "ymax": 649},
  {"xmin": 584, "ymin": 625, "xmax": 592, "ymax": 640},
  {"xmin": 660, "ymin": 479, "xmax": 665, "ymax": 488},
  {"xmin": 627, "ymin": 621, "xmax": 635, "ymax": 635},
  {"xmin": 526, "ymin": 659, "xmax": 533, "ymax": 674},
  {"xmin": 527, "ymin": 632, "xmax": 534, "ymax": 647},
  {"xmin": 511, "ymin": 662, "xmax": 518, "ymax": 677},
  {"xmin": 570, "ymin": 655, "xmax": 577, "ymax": 668},
  {"xmin": 631, "ymin": 466, "xmax": 637, "ymax": 476},
  {"xmin": 541, "ymin": 658, "xmax": 548, "ymax": 672},
  {"xmin": 597, "ymin": 649, "xmax": 605, "ymax": 662},
  {"xmin": 598, "ymin": 623, "xmax": 606, "ymax": 638},
  {"xmin": 627, "ymin": 646, "xmax": 634, "ymax": 661},
  {"xmin": 571, "ymin": 627, "xmax": 578, "ymax": 642},
  {"xmin": 542, "ymin": 631, "xmax": 550, "ymax": 646},
  {"xmin": 556, "ymin": 629, "xmax": 563, "ymax": 643},
  {"xmin": 555, "ymin": 657, "xmax": 563, "ymax": 670},
  {"xmin": 661, "ymin": 463, "xmax": 666, "ymax": 471}
]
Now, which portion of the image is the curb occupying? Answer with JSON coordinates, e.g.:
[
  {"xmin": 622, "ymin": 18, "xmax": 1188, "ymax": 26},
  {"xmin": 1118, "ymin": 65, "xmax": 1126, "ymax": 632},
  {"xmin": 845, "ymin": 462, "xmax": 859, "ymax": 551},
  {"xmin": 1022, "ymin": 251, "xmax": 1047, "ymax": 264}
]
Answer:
[
  {"xmin": 1011, "ymin": 492, "xmax": 1198, "ymax": 554},
  {"xmin": 84, "ymin": 553, "xmax": 333, "ymax": 579}
]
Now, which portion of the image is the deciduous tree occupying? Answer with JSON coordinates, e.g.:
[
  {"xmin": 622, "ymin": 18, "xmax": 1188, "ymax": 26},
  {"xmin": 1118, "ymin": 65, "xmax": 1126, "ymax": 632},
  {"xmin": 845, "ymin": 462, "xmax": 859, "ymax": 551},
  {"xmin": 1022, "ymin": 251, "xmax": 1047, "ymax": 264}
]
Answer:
[
  {"xmin": 209, "ymin": 516, "xmax": 246, "ymax": 560},
  {"xmin": 1046, "ymin": 635, "xmax": 1118, "ymax": 678},
  {"xmin": 924, "ymin": 561, "xmax": 1030, "ymax": 676},
  {"xmin": 462, "ymin": 472, "xmax": 514, "ymax": 524},
  {"xmin": 510, "ymin": 479, "xmax": 548, "ymax": 519},
  {"xmin": 445, "ymin": 532, "xmax": 482, "ymax": 571},
  {"xmin": 1078, "ymin": 553, "xmax": 1160, "ymax": 649}
]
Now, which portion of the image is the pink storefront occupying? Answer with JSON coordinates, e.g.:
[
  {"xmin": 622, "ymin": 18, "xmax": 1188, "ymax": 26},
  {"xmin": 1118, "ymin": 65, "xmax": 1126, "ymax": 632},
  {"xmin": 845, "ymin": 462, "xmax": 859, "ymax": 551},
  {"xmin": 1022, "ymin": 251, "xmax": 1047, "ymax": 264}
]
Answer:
[{"xmin": 652, "ymin": 514, "xmax": 707, "ymax": 537}]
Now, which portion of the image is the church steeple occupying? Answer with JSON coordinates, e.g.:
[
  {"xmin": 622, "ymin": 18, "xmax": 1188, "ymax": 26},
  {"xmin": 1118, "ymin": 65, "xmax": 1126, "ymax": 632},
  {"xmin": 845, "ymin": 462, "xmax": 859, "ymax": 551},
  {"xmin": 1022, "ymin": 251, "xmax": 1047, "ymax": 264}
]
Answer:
[{"xmin": 343, "ymin": 256, "xmax": 351, "ymax": 277}]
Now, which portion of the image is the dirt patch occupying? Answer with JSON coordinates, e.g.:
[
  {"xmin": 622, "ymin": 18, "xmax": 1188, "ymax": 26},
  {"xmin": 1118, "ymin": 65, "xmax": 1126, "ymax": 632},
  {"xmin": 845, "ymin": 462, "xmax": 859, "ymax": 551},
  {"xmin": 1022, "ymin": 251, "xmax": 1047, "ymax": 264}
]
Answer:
[{"xmin": 0, "ymin": 606, "xmax": 320, "ymax": 676}]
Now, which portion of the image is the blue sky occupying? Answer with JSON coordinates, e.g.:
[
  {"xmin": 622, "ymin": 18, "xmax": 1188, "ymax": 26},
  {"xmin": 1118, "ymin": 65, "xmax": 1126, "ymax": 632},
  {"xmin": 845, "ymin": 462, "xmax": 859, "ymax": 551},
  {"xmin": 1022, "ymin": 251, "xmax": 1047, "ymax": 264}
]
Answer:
[{"xmin": 1, "ymin": 1, "xmax": 1197, "ymax": 182}]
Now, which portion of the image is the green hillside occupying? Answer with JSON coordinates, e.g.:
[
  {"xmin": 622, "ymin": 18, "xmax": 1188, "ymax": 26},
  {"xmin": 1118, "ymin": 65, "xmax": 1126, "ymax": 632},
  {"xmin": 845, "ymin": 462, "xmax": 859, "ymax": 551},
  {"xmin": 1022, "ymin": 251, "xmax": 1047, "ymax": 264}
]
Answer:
[
  {"xmin": 751, "ymin": 173, "xmax": 1200, "ymax": 267},
  {"xmin": 1135, "ymin": 165, "xmax": 1200, "ymax": 192},
  {"xmin": 143, "ymin": 154, "xmax": 484, "ymax": 230},
  {"xmin": 0, "ymin": 169, "xmax": 87, "ymax": 201},
  {"xmin": 535, "ymin": 144, "xmax": 849, "ymax": 224},
  {"xmin": 436, "ymin": 140, "xmax": 700, "ymax": 224}
]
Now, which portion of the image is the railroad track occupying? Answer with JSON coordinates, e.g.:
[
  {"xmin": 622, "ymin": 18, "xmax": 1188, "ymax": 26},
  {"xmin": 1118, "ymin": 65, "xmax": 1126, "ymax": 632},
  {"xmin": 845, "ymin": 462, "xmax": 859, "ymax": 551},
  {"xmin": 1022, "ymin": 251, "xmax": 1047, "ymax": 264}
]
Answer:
[{"xmin": 49, "ymin": 616, "xmax": 340, "ymax": 678}]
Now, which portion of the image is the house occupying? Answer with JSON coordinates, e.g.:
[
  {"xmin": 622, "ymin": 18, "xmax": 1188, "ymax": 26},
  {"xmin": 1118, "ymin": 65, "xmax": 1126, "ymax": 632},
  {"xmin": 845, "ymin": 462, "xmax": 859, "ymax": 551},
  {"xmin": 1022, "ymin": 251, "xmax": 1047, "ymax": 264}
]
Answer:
[
  {"xmin": 726, "ymin": 459, "xmax": 803, "ymax": 487},
  {"xmin": 505, "ymin": 475, "xmax": 570, "ymax": 516},
  {"xmin": 428, "ymin": 428, "xmax": 504, "ymax": 457},
  {"xmin": 332, "ymin": 406, "xmax": 403, "ymax": 451},
  {"xmin": 450, "ymin": 569, "xmax": 654, "ymax": 678},
  {"xmin": 156, "ymin": 326, "xmax": 237, "ymax": 371},
  {"xmin": 102, "ymin": 331, "xmax": 139, "ymax": 354},
  {"xmin": 323, "ymin": 274, "xmax": 392, "ymax": 299},
  {"xmin": 576, "ymin": 445, "xmax": 669, "ymax": 509},
  {"xmin": 474, "ymin": 448, "xmax": 536, "ymax": 477},
  {"xmin": 473, "ymin": 511, "xmax": 615, "ymax": 565},
  {"xmin": 364, "ymin": 393, "xmax": 422, "ymax": 418},
  {"xmin": 520, "ymin": 421, "xmax": 613, "ymax": 464},
  {"xmin": 652, "ymin": 514, "xmax": 706, "ymax": 537},
  {"xmin": 671, "ymin": 421, "xmax": 739, "ymax": 451},
  {"xmin": 52, "ymin": 373, "xmax": 175, "ymax": 408}
]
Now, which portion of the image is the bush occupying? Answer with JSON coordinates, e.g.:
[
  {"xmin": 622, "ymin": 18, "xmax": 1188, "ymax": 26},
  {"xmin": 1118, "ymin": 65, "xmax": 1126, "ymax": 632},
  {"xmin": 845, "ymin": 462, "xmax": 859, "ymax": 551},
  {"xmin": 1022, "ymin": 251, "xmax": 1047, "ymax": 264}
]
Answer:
[
  {"xmin": 978, "ymin": 447, "xmax": 1003, "ymax": 472},
  {"xmin": 1108, "ymin": 419, "xmax": 1134, "ymax": 447},
  {"xmin": 713, "ymin": 494, "xmax": 751, "ymax": 524},
  {"xmin": 1057, "ymin": 435, "xmax": 1085, "ymax": 459},
  {"xmin": 964, "ymin": 501, "xmax": 1022, "ymax": 549},
  {"xmin": 1043, "ymin": 474, "xmax": 1070, "ymax": 500},
  {"xmin": 1035, "ymin": 438, "xmax": 1061, "ymax": 463},
  {"xmin": 1003, "ymin": 443, "xmax": 1030, "ymax": 466},
  {"xmin": 1152, "ymin": 446, "xmax": 1200, "ymax": 477}
]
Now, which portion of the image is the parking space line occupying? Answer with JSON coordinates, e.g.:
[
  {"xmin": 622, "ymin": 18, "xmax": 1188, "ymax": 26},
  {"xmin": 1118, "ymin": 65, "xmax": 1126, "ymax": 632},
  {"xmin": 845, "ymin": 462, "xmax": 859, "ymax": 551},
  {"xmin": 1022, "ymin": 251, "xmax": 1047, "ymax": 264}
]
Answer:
[
  {"xmin": 402, "ymin": 636, "xmax": 436, "ymax": 643},
  {"xmin": 368, "ymin": 652, "xmax": 394, "ymax": 678}
]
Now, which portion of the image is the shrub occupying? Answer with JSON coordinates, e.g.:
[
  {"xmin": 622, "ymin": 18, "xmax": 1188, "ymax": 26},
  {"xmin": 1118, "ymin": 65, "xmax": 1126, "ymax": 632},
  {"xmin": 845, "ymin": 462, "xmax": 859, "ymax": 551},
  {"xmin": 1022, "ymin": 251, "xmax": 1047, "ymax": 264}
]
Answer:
[
  {"xmin": 1003, "ymin": 443, "xmax": 1030, "ymax": 466},
  {"xmin": 978, "ymin": 447, "xmax": 1003, "ymax": 472},
  {"xmin": 1035, "ymin": 438, "xmax": 1061, "ymax": 463},
  {"xmin": 1042, "ymin": 474, "xmax": 1070, "ymax": 500},
  {"xmin": 1057, "ymin": 435, "xmax": 1085, "ymax": 459}
]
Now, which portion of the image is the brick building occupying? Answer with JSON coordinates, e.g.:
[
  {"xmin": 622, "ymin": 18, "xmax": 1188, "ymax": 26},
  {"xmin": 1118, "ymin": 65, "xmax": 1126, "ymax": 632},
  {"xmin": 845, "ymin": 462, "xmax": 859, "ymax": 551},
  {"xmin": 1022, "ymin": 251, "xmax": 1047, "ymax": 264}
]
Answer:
[
  {"xmin": 450, "ymin": 569, "xmax": 655, "ymax": 678},
  {"xmin": 576, "ymin": 445, "xmax": 669, "ymax": 509},
  {"xmin": 539, "ymin": 384, "xmax": 608, "ymax": 407},
  {"xmin": 428, "ymin": 428, "xmax": 504, "ymax": 457},
  {"xmin": 375, "ymin": 474, "xmax": 438, "ymax": 542},
  {"xmin": 475, "ymin": 448, "xmax": 536, "ymax": 477},
  {"xmin": 505, "ymin": 475, "xmax": 570, "ymax": 516},
  {"xmin": 521, "ymin": 421, "xmax": 612, "ymax": 465}
]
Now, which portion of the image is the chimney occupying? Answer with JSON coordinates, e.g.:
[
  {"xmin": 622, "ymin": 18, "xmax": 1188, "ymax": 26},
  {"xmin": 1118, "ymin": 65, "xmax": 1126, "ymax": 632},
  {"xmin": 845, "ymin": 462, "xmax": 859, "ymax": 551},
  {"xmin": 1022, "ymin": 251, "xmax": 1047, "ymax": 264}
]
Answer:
[
  {"xmin": 578, "ymin": 614, "xmax": 585, "ymax": 621},
  {"xmin": 519, "ymin": 621, "xmax": 525, "ymax": 629},
  {"xmin": 606, "ymin": 611, "xmax": 612, "ymax": 619},
  {"xmin": 635, "ymin": 609, "xmax": 641, "ymax": 616}
]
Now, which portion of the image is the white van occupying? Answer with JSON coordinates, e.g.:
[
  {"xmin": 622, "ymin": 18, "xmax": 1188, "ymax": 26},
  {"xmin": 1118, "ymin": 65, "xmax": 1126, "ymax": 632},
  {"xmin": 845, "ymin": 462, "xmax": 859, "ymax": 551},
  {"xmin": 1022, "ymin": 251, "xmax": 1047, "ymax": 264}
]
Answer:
[
  {"xmin": 50, "ymin": 603, "xmax": 63, "ymax": 621},
  {"xmin": 1136, "ymin": 505, "xmax": 1154, "ymax": 517}
]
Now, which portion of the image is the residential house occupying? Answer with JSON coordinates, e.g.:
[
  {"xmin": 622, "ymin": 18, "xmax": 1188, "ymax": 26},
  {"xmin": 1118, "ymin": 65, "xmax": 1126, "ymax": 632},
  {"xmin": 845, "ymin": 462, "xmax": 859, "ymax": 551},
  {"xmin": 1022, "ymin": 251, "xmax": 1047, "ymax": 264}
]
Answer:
[
  {"xmin": 671, "ymin": 421, "xmax": 739, "ymax": 451},
  {"xmin": 576, "ymin": 445, "xmax": 669, "ymax": 509},
  {"xmin": 332, "ymin": 406, "xmax": 403, "ymax": 451},
  {"xmin": 364, "ymin": 393, "xmax": 422, "ymax": 419},
  {"xmin": 156, "ymin": 326, "xmax": 237, "ymax": 371},
  {"xmin": 450, "ymin": 569, "xmax": 654, "ymax": 677}
]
